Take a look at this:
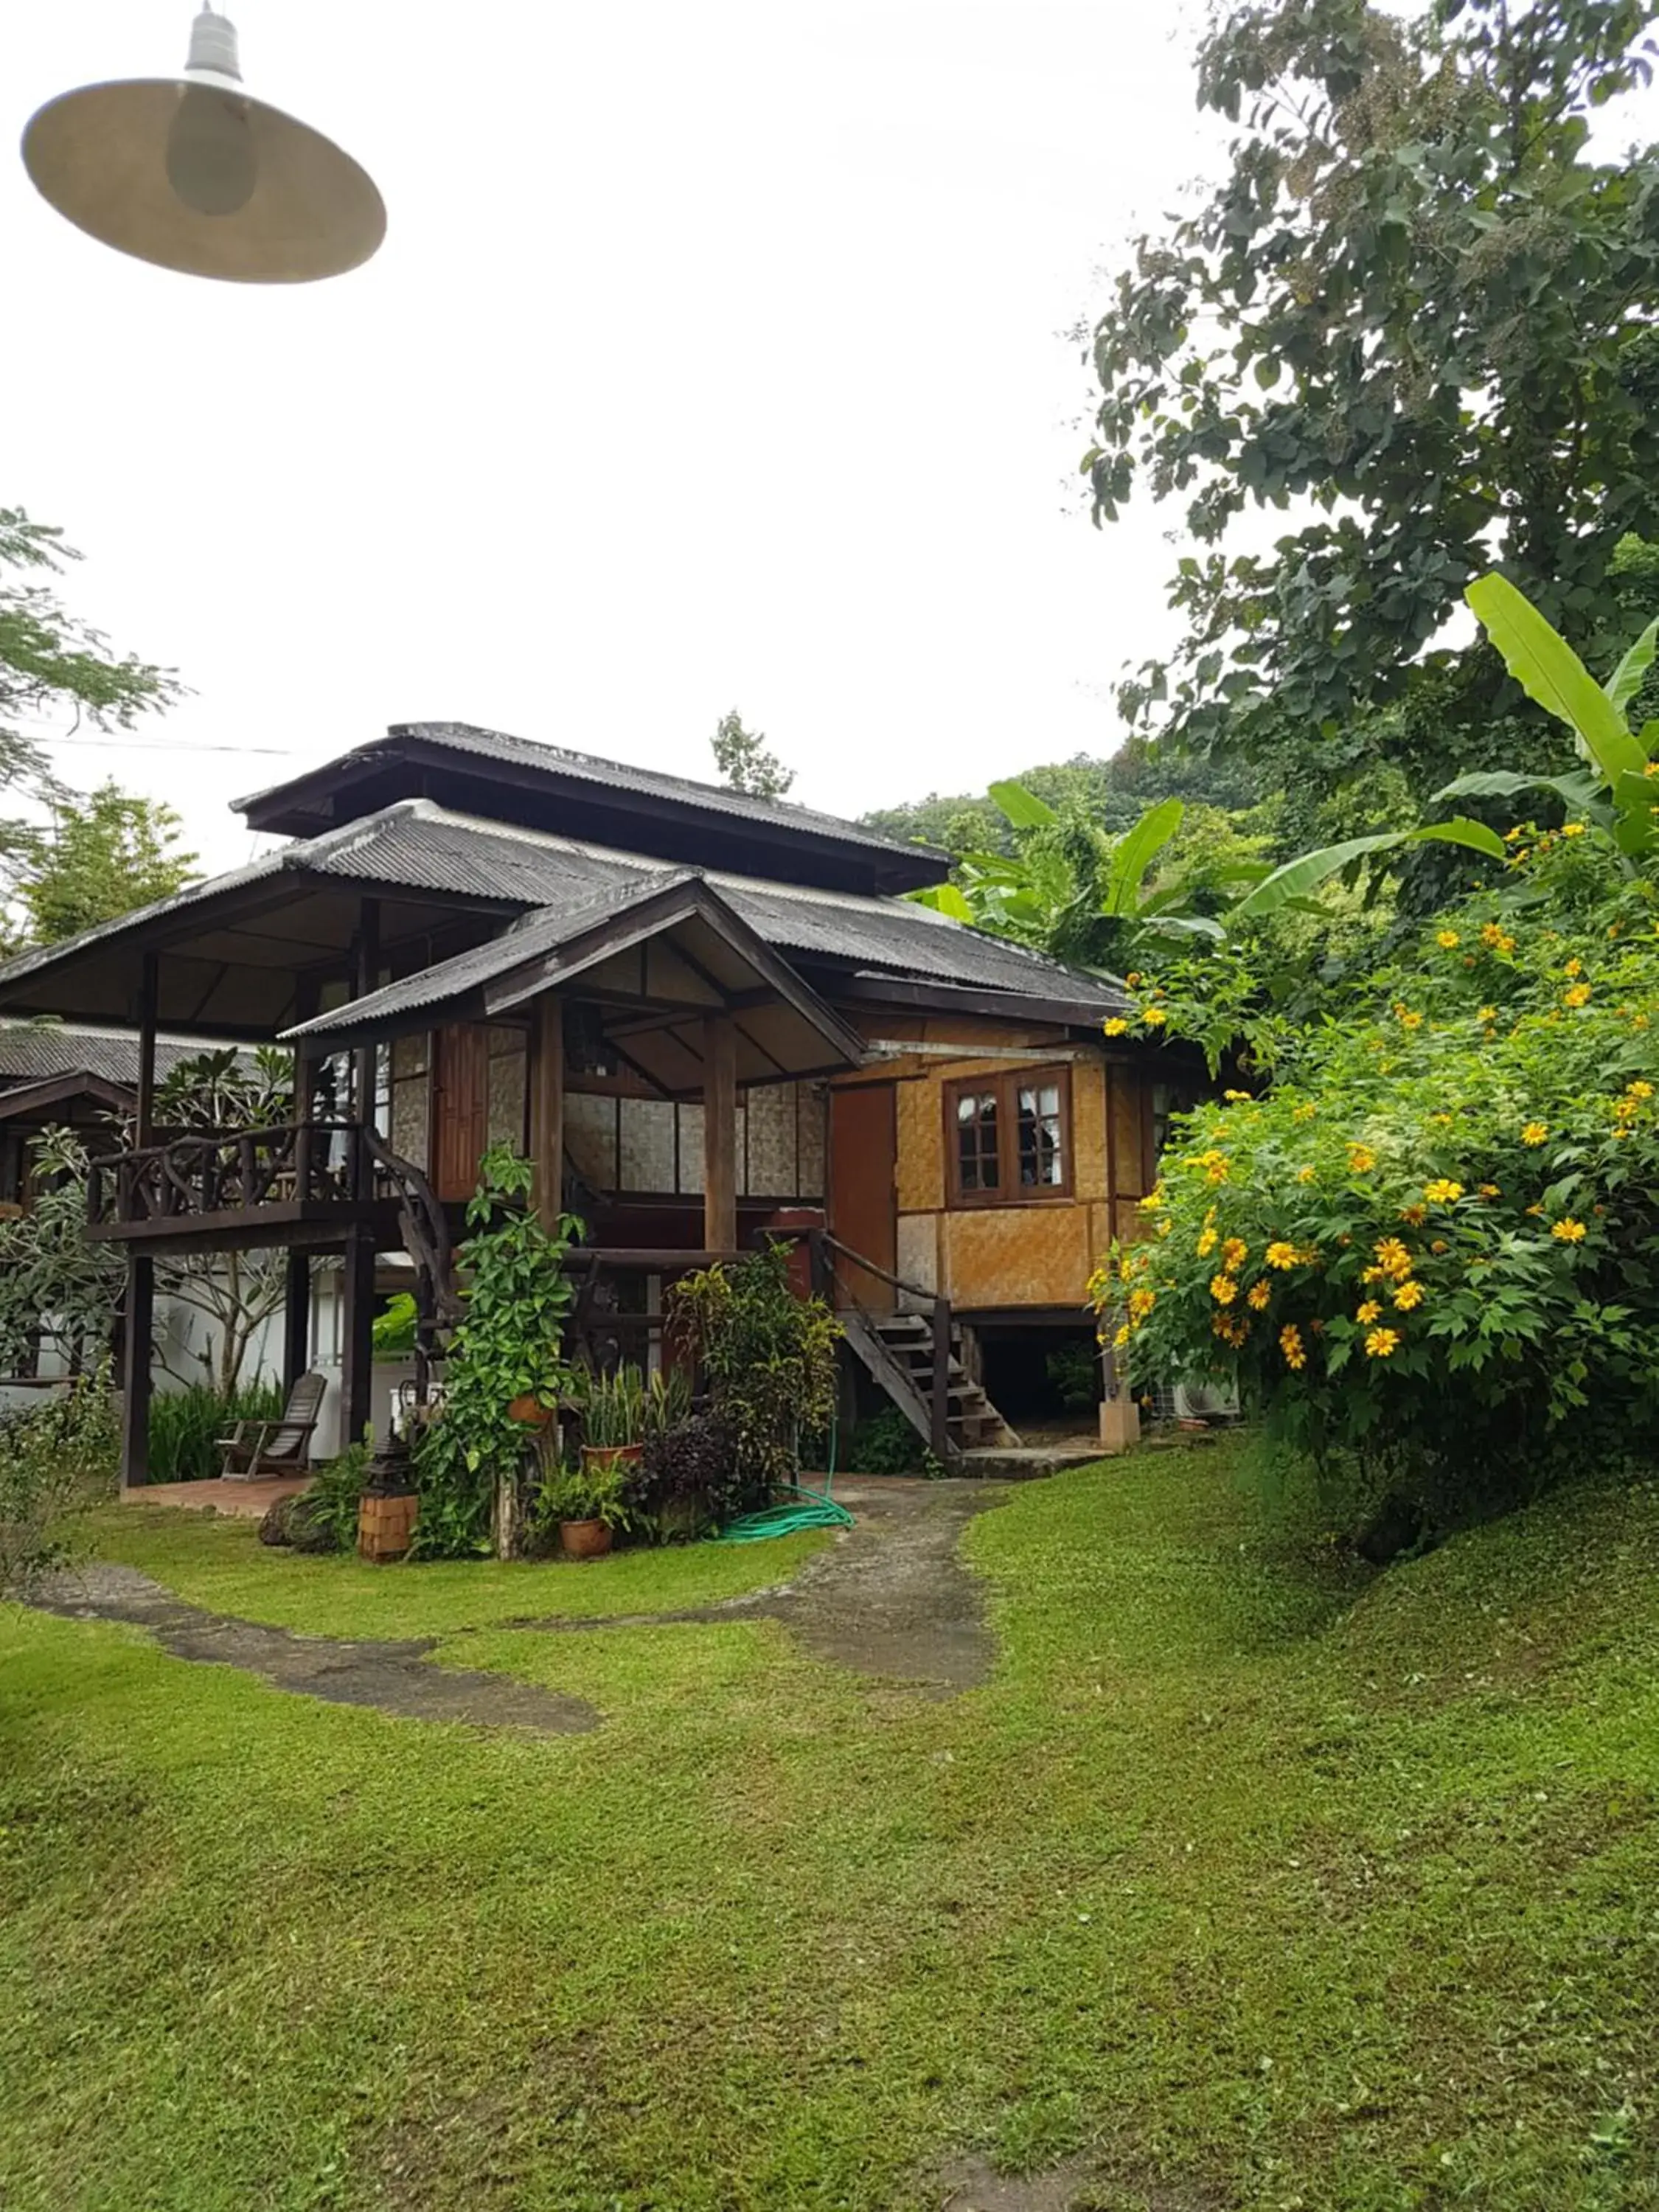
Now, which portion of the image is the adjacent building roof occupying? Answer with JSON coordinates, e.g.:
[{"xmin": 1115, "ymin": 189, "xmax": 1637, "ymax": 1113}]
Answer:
[
  {"xmin": 235, "ymin": 722, "xmax": 953, "ymax": 897},
  {"xmin": 0, "ymin": 1023, "xmax": 214, "ymax": 1091}
]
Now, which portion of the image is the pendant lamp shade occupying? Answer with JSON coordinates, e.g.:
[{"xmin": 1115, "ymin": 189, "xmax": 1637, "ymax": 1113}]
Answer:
[{"xmin": 21, "ymin": 7, "xmax": 385, "ymax": 284}]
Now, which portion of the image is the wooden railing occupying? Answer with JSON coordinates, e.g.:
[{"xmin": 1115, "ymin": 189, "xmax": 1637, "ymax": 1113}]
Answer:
[{"xmin": 86, "ymin": 1119, "xmax": 369, "ymax": 1228}]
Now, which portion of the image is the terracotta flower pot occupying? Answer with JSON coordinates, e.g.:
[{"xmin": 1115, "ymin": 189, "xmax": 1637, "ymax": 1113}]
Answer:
[
  {"xmin": 509, "ymin": 1394, "xmax": 554, "ymax": 1427},
  {"xmin": 580, "ymin": 1442, "xmax": 642, "ymax": 1473},
  {"xmin": 560, "ymin": 1517, "xmax": 613, "ymax": 1559}
]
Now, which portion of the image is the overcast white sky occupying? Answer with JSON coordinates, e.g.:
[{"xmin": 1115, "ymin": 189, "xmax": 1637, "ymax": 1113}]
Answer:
[{"xmin": 7, "ymin": 0, "xmax": 1224, "ymax": 875}]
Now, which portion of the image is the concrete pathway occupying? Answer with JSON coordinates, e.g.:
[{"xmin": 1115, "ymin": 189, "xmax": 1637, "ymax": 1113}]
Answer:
[{"xmin": 29, "ymin": 1562, "xmax": 598, "ymax": 1734}]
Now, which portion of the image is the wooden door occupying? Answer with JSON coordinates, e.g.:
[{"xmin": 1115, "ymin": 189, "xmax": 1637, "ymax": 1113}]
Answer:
[
  {"xmin": 432, "ymin": 1023, "xmax": 490, "ymax": 1203},
  {"xmin": 828, "ymin": 1082, "xmax": 897, "ymax": 1311}
]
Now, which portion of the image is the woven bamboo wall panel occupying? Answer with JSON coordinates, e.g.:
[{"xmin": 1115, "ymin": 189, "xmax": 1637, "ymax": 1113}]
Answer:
[
  {"xmin": 896, "ymin": 1077, "xmax": 945, "ymax": 1211},
  {"xmin": 942, "ymin": 1204, "xmax": 1092, "ymax": 1309},
  {"xmin": 1111, "ymin": 1072, "xmax": 1149, "ymax": 1198},
  {"xmin": 1071, "ymin": 1061, "xmax": 1107, "ymax": 1202},
  {"xmin": 896, "ymin": 1212, "xmax": 940, "ymax": 1298}
]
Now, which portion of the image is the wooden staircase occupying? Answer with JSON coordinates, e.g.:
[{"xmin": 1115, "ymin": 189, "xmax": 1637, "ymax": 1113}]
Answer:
[{"xmin": 838, "ymin": 1307, "xmax": 1020, "ymax": 1461}]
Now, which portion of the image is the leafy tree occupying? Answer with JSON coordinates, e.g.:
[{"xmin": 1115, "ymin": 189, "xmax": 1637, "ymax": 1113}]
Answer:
[
  {"xmin": 0, "ymin": 507, "xmax": 180, "ymax": 890},
  {"xmin": 1085, "ymin": 0, "xmax": 1659, "ymax": 797},
  {"xmin": 710, "ymin": 709, "xmax": 794, "ymax": 801},
  {"xmin": 861, "ymin": 743, "xmax": 1260, "ymax": 858},
  {"xmin": 15, "ymin": 781, "xmax": 197, "ymax": 947}
]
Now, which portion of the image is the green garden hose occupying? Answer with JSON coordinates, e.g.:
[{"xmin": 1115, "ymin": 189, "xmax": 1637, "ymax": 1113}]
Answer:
[{"xmin": 713, "ymin": 1481, "xmax": 855, "ymax": 1543}]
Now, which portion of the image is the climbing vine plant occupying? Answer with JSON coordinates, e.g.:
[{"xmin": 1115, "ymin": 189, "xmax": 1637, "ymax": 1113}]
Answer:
[{"xmin": 411, "ymin": 1146, "xmax": 582, "ymax": 1558}]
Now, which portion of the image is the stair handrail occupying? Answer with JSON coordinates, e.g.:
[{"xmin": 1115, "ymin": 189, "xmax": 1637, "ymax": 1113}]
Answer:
[{"xmin": 810, "ymin": 1229, "xmax": 954, "ymax": 1466}]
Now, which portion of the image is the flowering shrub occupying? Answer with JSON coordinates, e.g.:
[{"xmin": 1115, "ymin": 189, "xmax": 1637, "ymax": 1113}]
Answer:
[{"xmin": 1092, "ymin": 840, "xmax": 1659, "ymax": 1531}]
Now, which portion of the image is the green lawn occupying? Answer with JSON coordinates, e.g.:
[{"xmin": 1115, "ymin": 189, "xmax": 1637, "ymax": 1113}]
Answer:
[{"xmin": 4, "ymin": 1446, "xmax": 1659, "ymax": 2210}]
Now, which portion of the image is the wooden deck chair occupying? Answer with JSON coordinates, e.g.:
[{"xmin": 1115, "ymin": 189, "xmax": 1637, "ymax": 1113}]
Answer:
[{"xmin": 218, "ymin": 1371, "xmax": 327, "ymax": 1481}]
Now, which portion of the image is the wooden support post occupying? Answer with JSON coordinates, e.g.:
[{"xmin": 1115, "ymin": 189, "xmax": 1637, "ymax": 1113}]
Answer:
[
  {"xmin": 283, "ymin": 1250, "xmax": 310, "ymax": 1391},
  {"xmin": 120, "ymin": 952, "xmax": 159, "ymax": 1490},
  {"xmin": 293, "ymin": 975, "xmax": 319, "ymax": 1198},
  {"xmin": 119, "ymin": 1254, "xmax": 153, "ymax": 1492},
  {"xmin": 931, "ymin": 1298, "xmax": 953, "ymax": 1465},
  {"xmin": 135, "ymin": 950, "xmax": 158, "ymax": 1146},
  {"xmin": 702, "ymin": 1015, "xmax": 737, "ymax": 1253},
  {"xmin": 352, "ymin": 899, "xmax": 380, "ymax": 1131},
  {"xmin": 529, "ymin": 994, "xmax": 565, "ymax": 1225},
  {"xmin": 339, "ymin": 1228, "xmax": 376, "ymax": 1452}
]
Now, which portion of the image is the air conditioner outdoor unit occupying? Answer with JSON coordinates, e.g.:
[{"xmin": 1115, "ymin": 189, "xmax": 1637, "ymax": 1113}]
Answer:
[{"xmin": 1172, "ymin": 1379, "xmax": 1241, "ymax": 1422}]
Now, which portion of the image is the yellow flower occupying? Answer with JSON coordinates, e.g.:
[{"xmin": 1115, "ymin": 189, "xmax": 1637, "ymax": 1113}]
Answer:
[
  {"xmin": 1430, "ymin": 1238, "xmax": 1449, "ymax": 1254},
  {"xmin": 1392, "ymin": 1279, "xmax": 1425, "ymax": 1311},
  {"xmin": 1128, "ymin": 1287, "xmax": 1156, "ymax": 1321},
  {"xmin": 1141, "ymin": 1006, "xmax": 1168, "ymax": 1028},
  {"xmin": 1279, "ymin": 1323, "xmax": 1306, "ymax": 1371},
  {"xmin": 1113, "ymin": 1324, "xmax": 1131, "ymax": 1349},
  {"xmin": 1102, "ymin": 1017, "xmax": 1129, "ymax": 1037},
  {"xmin": 1210, "ymin": 1273, "xmax": 1239, "ymax": 1305},
  {"xmin": 1364, "ymin": 1327, "xmax": 1401, "ymax": 1359},
  {"xmin": 1477, "ymin": 1183, "xmax": 1500, "ymax": 1199},
  {"xmin": 1480, "ymin": 922, "xmax": 1505, "ymax": 946},
  {"xmin": 1222, "ymin": 1237, "xmax": 1248, "ymax": 1271},
  {"xmin": 1356, "ymin": 1299, "xmax": 1382, "ymax": 1324},
  {"xmin": 1223, "ymin": 1088, "xmax": 1252, "ymax": 1103},
  {"xmin": 1562, "ymin": 821, "xmax": 1586, "ymax": 838},
  {"xmin": 1246, "ymin": 1280, "xmax": 1271, "ymax": 1311},
  {"xmin": 1397, "ymin": 1203, "xmax": 1427, "ymax": 1226},
  {"xmin": 1564, "ymin": 958, "xmax": 1582, "ymax": 978},
  {"xmin": 1564, "ymin": 982, "xmax": 1592, "ymax": 1009},
  {"xmin": 1361, "ymin": 1265, "xmax": 1385, "ymax": 1285},
  {"xmin": 1296, "ymin": 1164, "xmax": 1317, "ymax": 1184},
  {"xmin": 1398, "ymin": 1008, "xmax": 1424, "ymax": 1031},
  {"xmin": 1423, "ymin": 1178, "xmax": 1464, "ymax": 1204},
  {"xmin": 1526, "ymin": 1203, "xmax": 1544, "ymax": 1217},
  {"xmin": 1265, "ymin": 1240, "xmax": 1298, "ymax": 1271},
  {"xmin": 1347, "ymin": 1143, "xmax": 1377, "ymax": 1174},
  {"xmin": 1124, "ymin": 972, "xmax": 1141, "ymax": 987},
  {"xmin": 1141, "ymin": 1185, "xmax": 1166, "ymax": 1211},
  {"xmin": 1477, "ymin": 1004, "xmax": 1497, "ymax": 1023},
  {"xmin": 1437, "ymin": 930, "xmax": 1460, "ymax": 949},
  {"xmin": 1292, "ymin": 1102, "xmax": 1318, "ymax": 1123},
  {"xmin": 1628, "ymin": 1079, "xmax": 1654, "ymax": 1101},
  {"xmin": 1374, "ymin": 1237, "xmax": 1413, "ymax": 1279},
  {"xmin": 1551, "ymin": 1217, "xmax": 1587, "ymax": 1242},
  {"xmin": 1197, "ymin": 1226, "xmax": 1218, "ymax": 1259},
  {"xmin": 1520, "ymin": 1121, "xmax": 1548, "ymax": 1147}
]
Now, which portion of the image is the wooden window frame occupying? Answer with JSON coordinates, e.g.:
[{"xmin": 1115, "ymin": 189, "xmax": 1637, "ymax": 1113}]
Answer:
[{"xmin": 943, "ymin": 1064, "xmax": 1074, "ymax": 1209}]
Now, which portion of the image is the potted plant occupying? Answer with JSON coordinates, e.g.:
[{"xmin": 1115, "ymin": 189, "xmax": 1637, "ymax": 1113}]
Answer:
[
  {"xmin": 576, "ymin": 1364, "xmax": 647, "ymax": 1472},
  {"xmin": 535, "ymin": 1454, "xmax": 635, "ymax": 1559}
]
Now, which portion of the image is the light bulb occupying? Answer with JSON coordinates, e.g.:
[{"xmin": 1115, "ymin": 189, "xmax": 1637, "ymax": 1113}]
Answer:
[{"xmin": 165, "ymin": 83, "xmax": 257, "ymax": 215}]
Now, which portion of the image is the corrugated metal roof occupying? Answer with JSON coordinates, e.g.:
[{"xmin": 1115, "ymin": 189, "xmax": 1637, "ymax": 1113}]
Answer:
[
  {"xmin": 301, "ymin": 806, "xmax": 1130, "ymax": 1013},
  {"xmin": 237, "ymin": 720, "xmax": 950, "ymax": 872},
  {"xmin": 0, "ymin": 799, "xmax": 1128, "ymax": 1023},
  {"xmin": 289, "ymin": 872, "xmax": 706, "ymax": 1033},
  {"xmin": 0, "ymin": 1026, "xmax": 225, "ymax": 1088}
]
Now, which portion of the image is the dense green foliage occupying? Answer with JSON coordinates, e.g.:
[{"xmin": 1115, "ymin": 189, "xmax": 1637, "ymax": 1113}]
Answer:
[
  {"xmin": 147, "ymin": 1380, "xmax": 285, "ymax": 1486},
  {"xmin": 0, "ymin": 507, "xmax": 184, "ymax": 947},
  {"xmin": 15, "ymin": 781, "xmax": 196, "ymax": 947},
  {"xmin": 411, "ymin": 1148, "xmax": 581, "ymax": 1558},
  {"xmin": 0, "ymin": 1375, "xmax": 118, "ymax": 1592},
  {"xmin": 1085, "ymin": 1, "xmax": 1659, "ymax": 801},
  {"xmin": 12, "ymin": 1446, "xmax": 1659, "ymax": 2205},
  {"xmin": 1101, "ymin": 835, "xmax": 1659, "ymax": 1537},
  {"xmin": 669, "ymin": 1244, "xmax": 839, "ymax": 1498},
  {"xmin": 860, "ymin": 742, "xmax": 1259, "ymax": 858}
]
